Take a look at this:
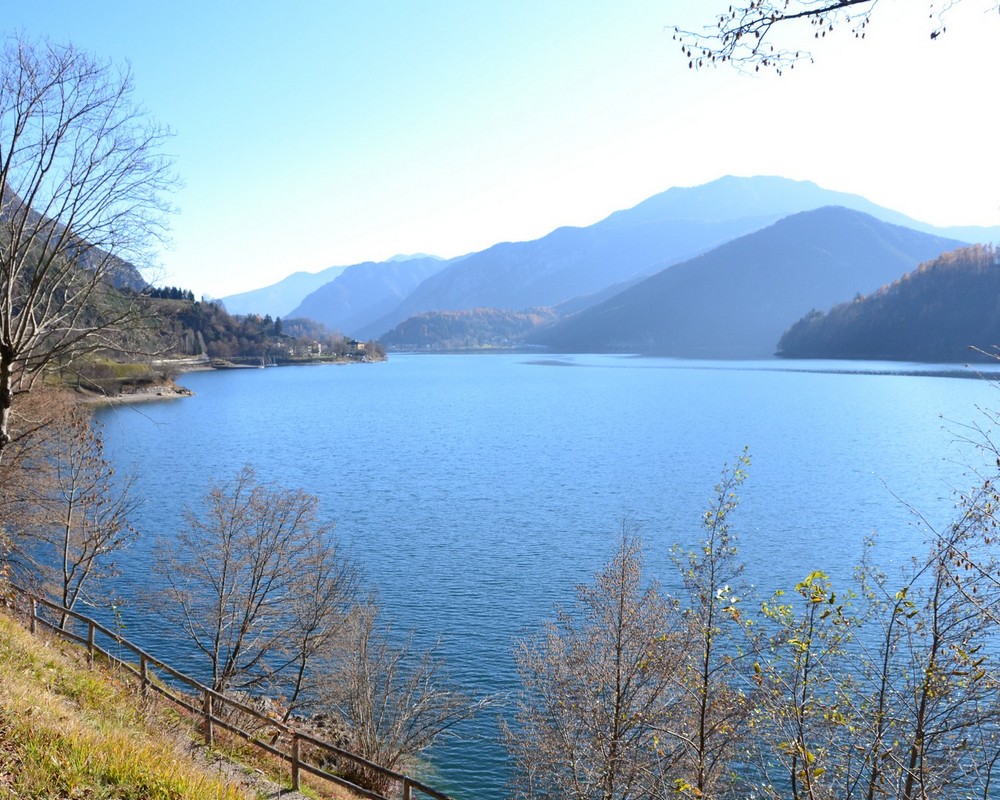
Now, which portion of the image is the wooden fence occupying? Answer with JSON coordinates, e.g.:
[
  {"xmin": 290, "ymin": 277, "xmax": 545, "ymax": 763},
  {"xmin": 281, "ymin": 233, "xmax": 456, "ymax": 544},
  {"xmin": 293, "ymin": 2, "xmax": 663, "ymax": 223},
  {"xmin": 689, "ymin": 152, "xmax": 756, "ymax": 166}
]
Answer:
[{"xmin": 7, "ymin": 584, "xmax": 455, "ymax": 800}]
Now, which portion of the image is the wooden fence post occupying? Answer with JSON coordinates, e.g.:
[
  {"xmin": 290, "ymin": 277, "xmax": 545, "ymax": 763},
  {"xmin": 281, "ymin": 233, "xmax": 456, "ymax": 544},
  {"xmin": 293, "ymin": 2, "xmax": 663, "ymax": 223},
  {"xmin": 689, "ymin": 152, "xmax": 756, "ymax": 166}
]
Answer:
[
  {"xmin": 203, "ymin": 691, "xmax": 214, "ymax": 747},
  {"xmin": 8, "ymin": 585, "xmax": 453, "ymax": 800},
  {"xmin": 291, "ymin": 733, "xmax": 301, "ymax": 791}
]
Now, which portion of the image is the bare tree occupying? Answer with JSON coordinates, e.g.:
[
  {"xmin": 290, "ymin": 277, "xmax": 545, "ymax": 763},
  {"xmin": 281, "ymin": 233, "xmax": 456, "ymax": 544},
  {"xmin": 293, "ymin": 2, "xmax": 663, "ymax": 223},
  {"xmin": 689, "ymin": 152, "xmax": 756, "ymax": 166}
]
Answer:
[
  {"xmin": 502, "ymin": 453, "xmax": 1000, "ymax": 798},
  {"xmin": 320, "ymin": 602, "xmax": 488, "ymax": 795},
  {"xmin": 506, "ymin": 525, "xmax": 683, "ymax": 800},
  {"xmin": 154, "ymin": 465, "xmax": 351, "ymax": 697},
  {"xmin": 506, "ymin": 475, "xmax": 756, "ymax": 800},
  {"xmin": 884, "ymin": 495, "xmax": 1000, "ymax": 800},
  {"xmin": 0, "ymin": 389, "xmax": 72, "ymax": 529},
  {"xmin": 273, "ymin": 533, "xmax": 359, "ymax": 722},
  {"xmin": 0, "ymin": 35, "xmax": 174, "ymax": 462},
  {"xmin": 20, "ymin": 405, "xmax": 140, "ymax": 624},
  {"xmin": 0, "ymin": 389, "xmax": 98, "ymax": 591},
  {"xmin": 672, "ymin": 1, "xmax": 999, "ymax": 73},
  {"xmin": 668, "ymin": 449, "xmax": 755, "ymax": 799}
]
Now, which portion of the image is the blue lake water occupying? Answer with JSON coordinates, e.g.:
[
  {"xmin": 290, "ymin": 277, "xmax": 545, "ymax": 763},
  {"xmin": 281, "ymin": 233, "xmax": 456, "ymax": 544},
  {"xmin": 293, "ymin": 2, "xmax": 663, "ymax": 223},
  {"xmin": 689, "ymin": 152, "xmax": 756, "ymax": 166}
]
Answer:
[{"xmin": 94, "ymin": 353, "xmax": 1000, "ymax": 799}]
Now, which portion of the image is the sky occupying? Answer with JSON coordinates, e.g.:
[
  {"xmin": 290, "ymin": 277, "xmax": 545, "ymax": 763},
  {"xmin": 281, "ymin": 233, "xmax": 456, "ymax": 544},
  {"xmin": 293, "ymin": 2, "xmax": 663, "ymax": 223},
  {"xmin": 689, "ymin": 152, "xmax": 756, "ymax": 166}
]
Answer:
[{"xmin": 5, "ymin": 1, "xmax": 1000, "ymax": 298}]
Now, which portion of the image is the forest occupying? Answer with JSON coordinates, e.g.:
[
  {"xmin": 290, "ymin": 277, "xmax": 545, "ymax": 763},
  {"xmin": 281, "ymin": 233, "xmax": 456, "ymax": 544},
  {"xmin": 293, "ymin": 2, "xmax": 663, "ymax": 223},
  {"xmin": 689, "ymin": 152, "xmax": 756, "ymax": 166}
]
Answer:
[
  {"xmin": 379, "ymin": 307, "xmax": 558, "ymax": 351},
  {"xmin": 138, "ymin": 290, "xmax": 386, "ymax": 364},
  {"xmin": 777, "ymin": 245, "xmax": 1000, "ymax": 362}
]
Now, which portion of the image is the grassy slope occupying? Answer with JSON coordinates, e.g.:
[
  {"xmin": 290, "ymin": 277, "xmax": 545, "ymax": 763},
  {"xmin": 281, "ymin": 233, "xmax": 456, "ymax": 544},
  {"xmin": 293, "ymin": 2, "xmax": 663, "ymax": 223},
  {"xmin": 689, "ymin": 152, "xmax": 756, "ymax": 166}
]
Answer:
[{"xmin": 0, "ymin": 609, "xmax": 252, "ymax": 800}]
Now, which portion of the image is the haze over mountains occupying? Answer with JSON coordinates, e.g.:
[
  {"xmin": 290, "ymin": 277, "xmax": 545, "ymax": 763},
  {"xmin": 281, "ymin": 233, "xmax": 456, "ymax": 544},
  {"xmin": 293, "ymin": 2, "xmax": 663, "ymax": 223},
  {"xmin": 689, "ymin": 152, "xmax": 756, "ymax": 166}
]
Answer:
[
  {"xmin": 219, "ymin": 176, "xmax": 1000, "ymax": 358},
  {"xmin": 539, "ymin": 207, "xmax": 964, "ymax": 358},
  {"xmin": 221, "ymin": 264, "xmax": 350, "ymax": 317},
  {"xmin": 288, "ymin": 256, "xmax": 447, "ymax": 337},
  {"xmin": 220, "ymin": 253, "xmax": 445, "ymax": 318}
]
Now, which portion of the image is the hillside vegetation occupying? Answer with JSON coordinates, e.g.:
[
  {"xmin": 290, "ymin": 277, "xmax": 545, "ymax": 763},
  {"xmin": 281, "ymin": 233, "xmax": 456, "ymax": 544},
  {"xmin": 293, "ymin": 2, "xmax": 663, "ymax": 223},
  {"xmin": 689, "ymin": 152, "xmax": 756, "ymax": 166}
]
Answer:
[
  {"xmin": 57, "ymin": 287, "xmax": 385, "ymax": 397},
  {"xmin": 0, "ymin": 609, "xmax": 250, "ymax": 799},
  {"xmin": 380, "ymin": 307, "xmax": 558, "ymax": 350},
  {"xmin": 777, "ymin": 244, "xmax": 1000, "ymax": 362},
  {"xmin": 143, "ymin": 291, "xmax": 384, "ymax": 363}
]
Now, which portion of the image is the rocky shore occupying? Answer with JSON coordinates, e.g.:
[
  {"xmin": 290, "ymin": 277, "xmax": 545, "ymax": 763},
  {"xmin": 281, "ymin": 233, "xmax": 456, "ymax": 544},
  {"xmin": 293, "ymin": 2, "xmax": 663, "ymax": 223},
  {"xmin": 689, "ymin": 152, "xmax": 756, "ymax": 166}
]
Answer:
[{"xmin": 80, "ymin": 380, "xmax": 195, "ymax": 405}]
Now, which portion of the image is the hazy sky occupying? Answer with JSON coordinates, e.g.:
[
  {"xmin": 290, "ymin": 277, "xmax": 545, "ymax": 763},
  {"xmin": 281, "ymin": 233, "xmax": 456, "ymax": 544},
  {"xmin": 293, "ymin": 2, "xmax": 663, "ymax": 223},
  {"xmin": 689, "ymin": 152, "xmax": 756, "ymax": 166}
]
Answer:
[{"xmin": 6, "ymin": 1, "xmax": 1000, "ymax": 298}]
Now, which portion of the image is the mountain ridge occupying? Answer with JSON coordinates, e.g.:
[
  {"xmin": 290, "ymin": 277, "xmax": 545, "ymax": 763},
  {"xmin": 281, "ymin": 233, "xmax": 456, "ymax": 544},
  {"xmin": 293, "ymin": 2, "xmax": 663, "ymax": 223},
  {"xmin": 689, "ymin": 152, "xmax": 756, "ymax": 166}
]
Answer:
[
  {"xmin": 357, "ymin": 176, "xmax": 1000, "ymax": 340},
  {"xmin": 220, "ymin": 253, "xmax": 448, "ymax": 319},
  {"xmin": 537, "ymin": 206, "xmax": 967, "ymax": 359},
  {"xmin": 286, "ymin": 256, "xmax": 450, "ymax": 335},
  {"xmin": 216, "ymin": 177, "xmax": 1000, "ymax": 347}
]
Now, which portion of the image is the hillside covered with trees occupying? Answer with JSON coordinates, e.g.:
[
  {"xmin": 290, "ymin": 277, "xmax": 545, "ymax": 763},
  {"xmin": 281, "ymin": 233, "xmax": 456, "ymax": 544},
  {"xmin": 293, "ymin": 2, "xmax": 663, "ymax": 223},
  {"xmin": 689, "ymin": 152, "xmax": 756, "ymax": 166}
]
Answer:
[
  {"xmin": 379, "ymin": 307, "xmax": 558, "ymax": 350},
  {"xmin": 47, "ymin": 288, "xmax": 386, "ymax": 398},
  {"xmin": 141, "ymin": 289, "xmax": 385, "ymax": 364},
  {"xmin": 776, "ymin": 245, "xmax": 1000, "ymax": 362}
]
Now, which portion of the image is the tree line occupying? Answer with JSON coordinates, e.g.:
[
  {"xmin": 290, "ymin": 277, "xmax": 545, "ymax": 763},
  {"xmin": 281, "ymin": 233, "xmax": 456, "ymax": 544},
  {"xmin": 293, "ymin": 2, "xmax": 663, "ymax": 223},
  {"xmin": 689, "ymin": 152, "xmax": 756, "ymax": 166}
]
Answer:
[
  {"xmin": 505, "ymin": 448, "xmax": 1000, "ymax": 800},
  {"xmin": 777, "ymin": 244, "xmax": 1000, "ymax": 362},
  {"xmin": 145, "ymin": 285, "xmax": 196, "ymax": 302}
]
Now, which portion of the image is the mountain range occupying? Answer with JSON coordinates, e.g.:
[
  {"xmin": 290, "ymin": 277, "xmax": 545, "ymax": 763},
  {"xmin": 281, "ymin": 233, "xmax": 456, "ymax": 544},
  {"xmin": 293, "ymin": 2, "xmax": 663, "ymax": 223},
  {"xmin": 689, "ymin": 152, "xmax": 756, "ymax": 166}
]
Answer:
[
  {"xmin": 221, "ymin": 264, "xmax": 350, "ymax": 317},
  {"xmin": 288, "ymin": 256, "xmax": 447, "ymax": 336},
  {"xmin": 219, "ymin": 176, "xmax": 1000, "ymax": 357},
  {"xmin": 537, "ymin": 207, "xmax": 964, "ymax": 358}
]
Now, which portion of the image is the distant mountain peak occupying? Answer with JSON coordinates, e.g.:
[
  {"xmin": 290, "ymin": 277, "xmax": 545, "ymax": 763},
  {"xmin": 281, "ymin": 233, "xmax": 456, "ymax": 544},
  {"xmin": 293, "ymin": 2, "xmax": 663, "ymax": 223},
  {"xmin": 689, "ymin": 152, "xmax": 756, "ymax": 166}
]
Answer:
[
  {"xmin": 223, "ymin": 176, "xmax": 1000, "ymax": 342},
  {"xmin": 386, "ymin": 253, "xmax": 442, "ymax": 263},
  {"xmin": 538, "ymin": 206, "xmax": 965, "ymax": 359}
]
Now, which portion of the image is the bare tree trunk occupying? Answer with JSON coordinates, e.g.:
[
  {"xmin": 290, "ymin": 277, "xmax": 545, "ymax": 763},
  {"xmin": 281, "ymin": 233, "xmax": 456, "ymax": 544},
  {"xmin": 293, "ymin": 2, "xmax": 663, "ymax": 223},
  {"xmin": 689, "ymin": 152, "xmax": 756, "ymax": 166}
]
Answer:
[
  {"xmin": 0, "ymin": 352, "xmax": 13, "ymax": 463},
  {"xmin": 0, "ymin": 35, "xmax": 174, "ymax": 464}
]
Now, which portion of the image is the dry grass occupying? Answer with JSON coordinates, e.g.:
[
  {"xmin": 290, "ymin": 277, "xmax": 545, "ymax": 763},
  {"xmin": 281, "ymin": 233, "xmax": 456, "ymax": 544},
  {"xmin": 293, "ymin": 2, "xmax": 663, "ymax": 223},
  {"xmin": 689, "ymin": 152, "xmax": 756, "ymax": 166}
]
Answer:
[{"xmin": 0, "ymin": 610, "xmax": 253, "ymax": 799}]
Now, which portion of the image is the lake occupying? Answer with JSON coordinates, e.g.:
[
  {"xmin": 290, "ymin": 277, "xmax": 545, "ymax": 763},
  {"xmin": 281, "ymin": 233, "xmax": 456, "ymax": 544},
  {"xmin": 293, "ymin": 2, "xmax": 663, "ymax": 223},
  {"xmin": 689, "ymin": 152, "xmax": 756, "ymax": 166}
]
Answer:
[{"xmin": 94, "ymin": 353, "xmax": 1000, "ymax": 799}]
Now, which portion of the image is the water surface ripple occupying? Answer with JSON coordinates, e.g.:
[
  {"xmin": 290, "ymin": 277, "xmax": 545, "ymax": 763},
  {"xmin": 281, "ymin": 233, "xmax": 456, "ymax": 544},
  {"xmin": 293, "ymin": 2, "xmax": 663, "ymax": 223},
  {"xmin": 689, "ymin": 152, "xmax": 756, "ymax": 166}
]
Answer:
[{"xmin": 95, "ymin": 354, "xmax": 1000, "ymax": 799}]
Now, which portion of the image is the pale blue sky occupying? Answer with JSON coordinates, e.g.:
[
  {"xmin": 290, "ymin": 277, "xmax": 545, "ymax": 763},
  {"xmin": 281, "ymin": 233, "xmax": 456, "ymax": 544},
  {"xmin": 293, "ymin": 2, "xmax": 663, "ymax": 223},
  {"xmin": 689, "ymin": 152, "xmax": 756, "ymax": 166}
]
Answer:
[{"xmin": 6, "ymin": 1, "xmax": 1000, "ymax": 297}]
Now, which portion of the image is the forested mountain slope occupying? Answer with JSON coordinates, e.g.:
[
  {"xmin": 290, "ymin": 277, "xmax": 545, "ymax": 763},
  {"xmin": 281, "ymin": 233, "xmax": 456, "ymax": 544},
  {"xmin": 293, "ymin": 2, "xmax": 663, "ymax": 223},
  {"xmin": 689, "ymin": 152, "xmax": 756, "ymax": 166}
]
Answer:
[
  {"xmin": 380, "ymin": 307, "xmax": 558, "ymax": 350},
  {"xmin": 777, "ymin": 244, "xmax": 1000, "ymax": 362}
]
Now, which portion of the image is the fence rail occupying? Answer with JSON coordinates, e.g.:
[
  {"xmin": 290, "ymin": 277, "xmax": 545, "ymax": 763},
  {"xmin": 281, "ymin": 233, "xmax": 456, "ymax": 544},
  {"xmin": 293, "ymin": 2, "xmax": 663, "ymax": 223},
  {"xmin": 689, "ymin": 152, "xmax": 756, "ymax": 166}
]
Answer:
[{"xmin": 7, "ymin": 584, "xmax": 454, "ymax": 800}]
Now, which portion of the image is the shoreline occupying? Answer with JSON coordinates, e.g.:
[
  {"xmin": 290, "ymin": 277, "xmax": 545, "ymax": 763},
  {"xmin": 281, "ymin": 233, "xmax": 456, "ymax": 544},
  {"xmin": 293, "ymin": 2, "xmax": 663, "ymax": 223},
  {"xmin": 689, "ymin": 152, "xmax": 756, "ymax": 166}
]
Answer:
[
  {"xmin": 81, "ymin": 353, "xmax": 389, "ymax": 406},
  {"xmin": 80, "ymin": 382, "xmax": 196, "ymax": 406}
]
